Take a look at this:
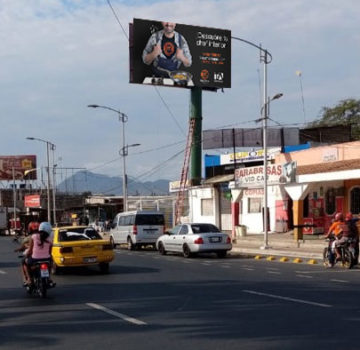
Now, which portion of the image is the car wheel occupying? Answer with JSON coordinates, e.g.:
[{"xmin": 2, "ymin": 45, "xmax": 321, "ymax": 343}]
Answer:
[
  {"xmin": 217, "ymin": 251, "xmax": 227, "ymax": 258},
  {"xmin": 158, "ymin": 242, "xmax": 166, "ymax": 255},
  {"xmin": 110, "ymin": 236, "xmax": 116, "ymax": 249},
  {"xmin": 183, "ymin": 244, "xmax": 192, "ymax": 258},
  {"xmin": 127, "ymin": 237, "xmax": 135, "ymax": 250},
  {"xmin": 99, "ymin": 262, "xmax": 110, "ymax": 274}
]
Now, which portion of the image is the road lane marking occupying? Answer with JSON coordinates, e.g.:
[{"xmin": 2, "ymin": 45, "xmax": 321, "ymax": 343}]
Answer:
[
  {"xmin": 267, "ymin": 271, "xmax": 281, "ymax": 275},
  {"xmin": 242, "ymin": 290, "xmax": 332, "ymax": 308},
  {"xmin": 0, "ymin": 270, "xmax": 6, "ymax": 274},
  {"xmin": 86, "ymin": 303, "xmax": 147, "ymax": 325},
  {"xmin": 296, "ymin": 274, "xmax": 313, "ymax": 279},
  {"xmin": 242, "ymin": 268, "xmax": 255, "ymax": 271},
  {"xmin": 330, "ymin": 279, "xmax": 349, "ymax": 283}
]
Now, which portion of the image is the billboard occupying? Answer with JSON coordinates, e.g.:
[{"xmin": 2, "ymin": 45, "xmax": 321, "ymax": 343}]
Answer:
[
  {"xmin": 0, "ymin": 155, "xmax": 37, "ymax": 180},
  {"xmin": 24, "ymin": 194, "xmax": 41, "ymax": 208},
  {"xmin": 130, "ymin": 18, "xmax": 231, "ymax": 90},
  {"xmin": 203, "ymin": 128, "xmax": 300, "ymax": 149}
]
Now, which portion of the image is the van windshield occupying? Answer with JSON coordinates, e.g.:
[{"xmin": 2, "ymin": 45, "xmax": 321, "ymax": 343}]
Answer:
[{"xmin": 135, "ymin": 214, "xmax": 164, "ymax": 225}]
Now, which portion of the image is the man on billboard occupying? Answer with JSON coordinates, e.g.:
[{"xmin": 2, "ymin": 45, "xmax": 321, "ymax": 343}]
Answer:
[{"xmin": 142, "ymin": 22, "xmax": 192, "ymax": 77}]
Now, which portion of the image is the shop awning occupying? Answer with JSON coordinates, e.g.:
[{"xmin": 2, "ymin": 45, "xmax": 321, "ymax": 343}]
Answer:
[{"xmin": 203, "ymin": 174, "xmax": 234, "ymax": 185}]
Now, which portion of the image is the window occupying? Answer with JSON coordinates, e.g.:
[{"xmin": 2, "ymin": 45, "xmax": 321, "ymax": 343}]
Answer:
[
  {"xmin": 248, "ymin": 198, "xmax": 262, "ymax": 213},
  {"xmin": 135, "ymin": 214, "xmax": 164, "ymax": 225},
  {"xmin": 350, "ymin": 187, "xmax": 360, "ymax": 215},
  {"xmin": 201, "ymin": 198, "xmax": 213, "ymax": 216},
  {"xmin": 325, "ymin": 188, "xmax": 336, "ymax": 215},
  {"xmin": 179, "ymin": 225, "xmax": 188, "ymax": 235}
]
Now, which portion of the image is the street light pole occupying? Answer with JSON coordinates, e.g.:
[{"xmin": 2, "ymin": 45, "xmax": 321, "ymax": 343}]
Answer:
[
  {"xmin": 88, "ymin": 104, "xmax": 136, "ymax": 212},
  {"xmin": 121, "ymin": 143, "xmax": 141, "ymax": 211},
  {"xmin": 26, "ymin": 137, "xmax": 55, "ymax": 223}
]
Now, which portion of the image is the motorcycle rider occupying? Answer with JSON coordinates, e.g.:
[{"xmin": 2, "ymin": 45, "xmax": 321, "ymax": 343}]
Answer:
[
  {"xmin": 24, "ymin": 222, "xmax": 55, "ymax": 287},
  {"xmin": 14, "ymin": 221, "xmax": 40, "ymax": 285},
  {"xmin": 325, "ymin": 212, "xmax": 347, "ymax": 262},
  {"xmin": 345, "ymin": 212, "xmax": 359, "ymax": 264}
]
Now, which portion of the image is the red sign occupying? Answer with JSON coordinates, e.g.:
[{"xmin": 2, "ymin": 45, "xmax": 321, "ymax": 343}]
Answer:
[
  {"xmin": 25, "ymin": 195, "xmax": 41, "ymax": 208},
  {"xmin": 0, "ymin": 155, "xmax": 37, "ymax": 180}
]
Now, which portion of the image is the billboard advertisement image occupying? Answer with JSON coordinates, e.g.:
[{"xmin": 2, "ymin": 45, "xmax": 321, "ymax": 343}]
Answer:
[
  {"xmin": 130, "ymin": 18, "xmax": 231, "ymax": 90},
  {"xmin": 0, "ymin": 155, "xmax": 37, "ymax": 180}
]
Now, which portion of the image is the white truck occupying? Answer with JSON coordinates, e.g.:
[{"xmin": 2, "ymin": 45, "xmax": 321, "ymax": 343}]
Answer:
[{"xmin": 0, "ymin": 207, "xmax": 8, "ymax": 235}]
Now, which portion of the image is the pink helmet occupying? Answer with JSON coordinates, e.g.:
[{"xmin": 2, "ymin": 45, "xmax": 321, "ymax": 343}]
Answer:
[{"xmin": 335, "ymin": 212, "xmax": 344, "ymax": 221}]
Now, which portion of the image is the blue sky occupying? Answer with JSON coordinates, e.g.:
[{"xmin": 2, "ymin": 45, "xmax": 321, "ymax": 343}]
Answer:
[{"xmin": 0, "ymin": 0, "xmax": 359, "ymax": 188}]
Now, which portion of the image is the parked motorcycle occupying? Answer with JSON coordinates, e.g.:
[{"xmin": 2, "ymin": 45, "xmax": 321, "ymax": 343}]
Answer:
[{"xmin": 323, "ymin": 237, "xmax": 356, "ymax": 269}]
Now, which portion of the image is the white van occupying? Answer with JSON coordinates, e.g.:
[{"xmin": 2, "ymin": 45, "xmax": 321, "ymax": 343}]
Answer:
[{"xmin": 109, "ymin": 210, "xmax": 165, "ymax": 250}]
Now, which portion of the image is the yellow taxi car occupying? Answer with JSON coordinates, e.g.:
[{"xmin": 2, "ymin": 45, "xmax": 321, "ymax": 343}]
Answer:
[{"xmin": 51, "ymin": 226, "xmax": 114, "ymax": 274}]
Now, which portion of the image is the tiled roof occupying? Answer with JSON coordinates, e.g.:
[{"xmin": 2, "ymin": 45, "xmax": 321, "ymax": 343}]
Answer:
[{"xmin": 297, "ymin": 158, "xmax": 360, "ymax": 175}]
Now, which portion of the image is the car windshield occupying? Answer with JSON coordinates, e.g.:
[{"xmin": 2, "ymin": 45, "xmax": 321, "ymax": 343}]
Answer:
[
  {"xmin": 191, "ymin": 224, "xmax": 220, "ymax": 234},
  {"xmin": 135, "ymin": 214, "xmax": 164, "ymax": 225},
  {"xmin": 58, "ymin": 227, "xmax": 102, "ymax": 242}
]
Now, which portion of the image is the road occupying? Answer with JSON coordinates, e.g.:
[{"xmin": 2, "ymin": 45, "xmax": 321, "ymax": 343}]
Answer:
[{"xmin": 1, "ymin": 236, "xmax": 360, "ymax": 350}]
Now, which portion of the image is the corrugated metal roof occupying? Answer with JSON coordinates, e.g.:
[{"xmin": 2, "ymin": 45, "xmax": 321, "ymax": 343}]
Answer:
[{"xmin": 297, "ymin": 159, "xmax": 360, "ymax": 175}]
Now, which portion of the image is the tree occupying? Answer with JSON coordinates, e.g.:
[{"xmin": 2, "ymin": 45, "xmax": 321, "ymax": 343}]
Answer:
[{"xmin": 309, "ymin": 98, "xmax": 360, "ymax": 139}]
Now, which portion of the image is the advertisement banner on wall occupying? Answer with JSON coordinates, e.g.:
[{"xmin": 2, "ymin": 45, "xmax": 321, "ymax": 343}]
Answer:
[
  {"xmin": 234, "ymin": 162, "xmax": 297, "ymax": 187},
  {"xmin": 130, "ymin": 18, "xmax": 231, "ymax": 90},
  {"xmin": 24, "ymin": 194, "xmax": 41, "ymax": 208},
  {"xmin": 0, "ymin": 155, "xmax": 37, "ymax": 180}
]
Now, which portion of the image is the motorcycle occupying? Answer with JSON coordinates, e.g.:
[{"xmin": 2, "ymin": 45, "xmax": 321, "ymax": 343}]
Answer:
[
  {"xmin": 323, "ymin": 237, "xmax": 356, "ymax": 269},
  {"xmin": 24, "ymin": 259, "xmax": 55, "ymax": 298}
]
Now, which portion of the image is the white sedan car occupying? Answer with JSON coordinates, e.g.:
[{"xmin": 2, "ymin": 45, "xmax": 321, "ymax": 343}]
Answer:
[{"xmin": 156, "ymin": 223, "xmax": 232, "ymax": 258}]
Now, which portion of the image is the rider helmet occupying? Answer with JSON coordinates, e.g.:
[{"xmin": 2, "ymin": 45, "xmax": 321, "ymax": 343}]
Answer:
[
  {"xmin": 28, "ymin": 221, "xmax": 40, "ymax": 234},
  {"xmin": 39, "ymin": 221, "xmax": 52, "ymax": 235},
  {"xmin": 345, "ymin": 212, "xmax": 353, "ymax": 221},
  {"xmin": 335, "ymin": 212, "xmax": 344, "ymax": 221}
]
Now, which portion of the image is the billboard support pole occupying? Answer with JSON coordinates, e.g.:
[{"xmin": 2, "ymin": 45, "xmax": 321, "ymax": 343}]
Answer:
[
  {"xmin": 12, "ymin": 167, "xmax": 16, "ymax": 232},
  {"xmin": 190, "ymin": 87, "xmax": 202, "ymax": 186}
]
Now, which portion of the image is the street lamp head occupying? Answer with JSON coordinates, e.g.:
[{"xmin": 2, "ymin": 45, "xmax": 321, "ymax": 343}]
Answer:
[
  {"xmin": 26, "ymin": 137, "xmax": 35, "ymax": 140},
  {"xmin": 272, "ymin": 93, "xmax": 283, "ymax": 101},
  {"xmin": 87, "ymin": 104, "xmax": 99, "ymax": 108}
]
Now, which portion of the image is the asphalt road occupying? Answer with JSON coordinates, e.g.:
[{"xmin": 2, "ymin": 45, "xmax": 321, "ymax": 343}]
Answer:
[{"xmin": 1, "ymin": 236, "xmax": 360, "ymax": 350}]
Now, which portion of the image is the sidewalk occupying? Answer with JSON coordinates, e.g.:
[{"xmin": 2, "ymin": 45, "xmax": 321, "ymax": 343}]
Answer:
[{"xmin": 230, "ymin": 231, "xmax": 325, "ymax": 261}]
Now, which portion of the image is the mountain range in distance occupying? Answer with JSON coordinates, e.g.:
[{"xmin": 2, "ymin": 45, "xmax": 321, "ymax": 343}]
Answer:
[{"xmin": 56, "ymin": 170, "xmax": 171, "ymax": 196}]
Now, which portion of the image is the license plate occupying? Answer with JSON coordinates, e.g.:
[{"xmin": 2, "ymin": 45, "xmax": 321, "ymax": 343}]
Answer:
[
  {"xmin": 83, "ymin": 257, "xmax": 97, "ymax": 263},
  {"xmin": 40, "ymin": 269, "xmax": 50, "ymax": 277},
  {"xmin": 210, "ymin": 237, "xmax": 221, "ymax": 243}
]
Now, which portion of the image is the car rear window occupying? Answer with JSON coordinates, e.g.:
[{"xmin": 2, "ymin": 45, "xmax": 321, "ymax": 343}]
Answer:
[
  {"xmin": 135, "ymin": 214, "xmax": 164, "ymax": 225},
  {"xmin": 58, "ymin": 228, "xmax": 102, "ymax": 242},
  {"xmin": 191, "ymin": 224, "xmax": 220, "ymax": 234}
]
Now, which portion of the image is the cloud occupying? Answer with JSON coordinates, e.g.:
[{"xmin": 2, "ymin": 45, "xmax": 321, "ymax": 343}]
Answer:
[{"xmin": 0, "ymin": 0, "xmax": 359, "ymax": 184}]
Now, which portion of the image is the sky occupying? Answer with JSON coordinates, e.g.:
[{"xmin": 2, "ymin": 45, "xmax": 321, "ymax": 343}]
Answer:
[{"xmin": 1, "ymin": 0, "xmax": 359, "ymax": 188}]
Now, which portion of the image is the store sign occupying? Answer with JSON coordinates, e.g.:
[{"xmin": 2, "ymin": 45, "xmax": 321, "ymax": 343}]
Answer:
[
  {"xmin": 130, "ymin": 18, "xmax": 231, "ymax": 90},
  {"xmin": 322, "ymin": 148, "xmax": 338, "ymax": 162},
  {"xmin": 169, "ymin": 180, "xmax": 191, "ymax": 193},
  {"xmin": 24, "ymin": 194, "xmax": 41, "ymax": 208},
  {"xmin": 220, "ymin": 148, "xmax": 281, "ymax": 165},
  {"xmin": 235, "ymin": 162, "xmax": 297, "ymax": 187}
]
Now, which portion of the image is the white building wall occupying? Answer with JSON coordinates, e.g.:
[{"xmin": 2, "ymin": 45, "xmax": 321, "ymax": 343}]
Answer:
[
  {"xmin": 238, "ymin": 185, "xmax": 286, "ymax": 234},
  {"xmin": 187, "ymin": 187, "xmax": 218, "ymax": 225}
]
